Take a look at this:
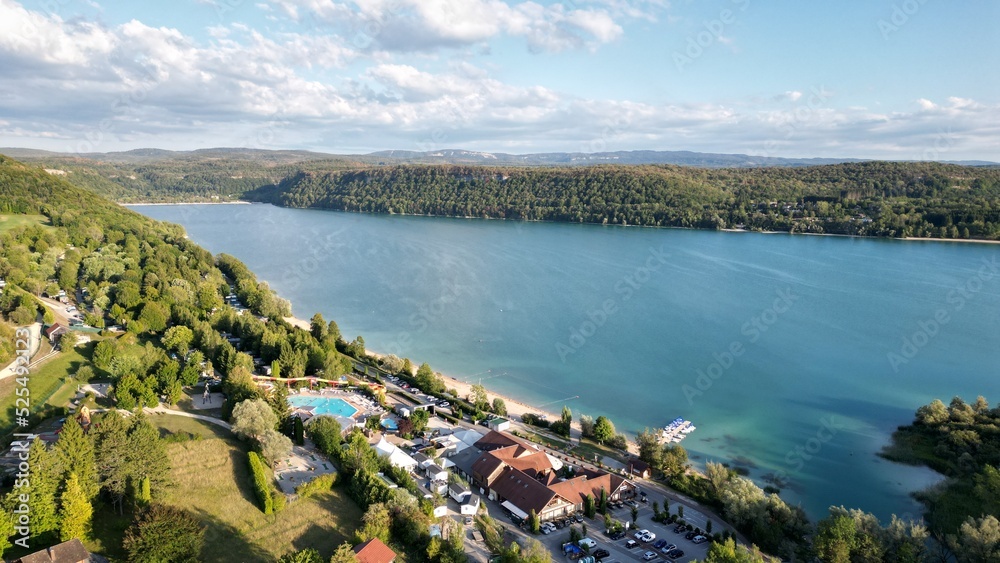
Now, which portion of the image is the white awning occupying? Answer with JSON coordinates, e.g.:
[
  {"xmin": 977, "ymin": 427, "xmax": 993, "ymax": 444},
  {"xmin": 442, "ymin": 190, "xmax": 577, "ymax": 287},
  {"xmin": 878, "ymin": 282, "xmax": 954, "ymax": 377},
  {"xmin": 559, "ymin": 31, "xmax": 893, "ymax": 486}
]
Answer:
[{"xmin": 501, "ymin": 500, "xmax": 528, "ymax": 520}]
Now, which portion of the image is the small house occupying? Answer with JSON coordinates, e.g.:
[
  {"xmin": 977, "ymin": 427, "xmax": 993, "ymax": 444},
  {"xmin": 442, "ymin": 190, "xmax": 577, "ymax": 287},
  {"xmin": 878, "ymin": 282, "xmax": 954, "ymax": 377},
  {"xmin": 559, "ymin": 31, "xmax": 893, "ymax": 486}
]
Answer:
[
  {"xmin": 487, "ymin": 417, "xmax": 510, "ymax": 432},
  {"xmin": 627, "ymin": 458, "xmax": 651, "ymax": 479},
  {"xmin": 353, "ymin": 538, "xmax": 396, "ymax": 563},
  {"xmin": 45, "ymin": 323, "xmax": 68, "ymax": 344},
  {"xmin": 426, "ymin": 463, "xmax": 448, "ymax": 483},
  {"xmin": 412, "ymin": 451, "xmax": 432, "ymax": 469},
  {"xmin": 461, "ymin": 494, "xmax": 480, "ymax": 515},
  {"xmin": 14, "ymin": 538, "xmax": 91, "ymax": 563},
  {"xmin": 448, "ymin": 481, "xmax": 471, "ymax": 503}
]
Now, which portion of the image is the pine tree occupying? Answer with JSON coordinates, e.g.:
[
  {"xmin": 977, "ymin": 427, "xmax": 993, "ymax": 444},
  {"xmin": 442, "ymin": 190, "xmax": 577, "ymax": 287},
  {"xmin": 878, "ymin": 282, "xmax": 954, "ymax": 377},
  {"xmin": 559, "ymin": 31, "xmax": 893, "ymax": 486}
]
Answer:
[
  {"xmin": 93, "ymin": 411, "xmax": 132, "ymax": 511},
  {"xmin": 55, "ymin": 418, "xmax": 99, "ymax": 500},
  {"xmin": 26, "ymin": 439, "xmax": 61, "ymax": 536},
  {"xmin": 59, "ymin": 473, "xmax": 93, "ymax": 542}
]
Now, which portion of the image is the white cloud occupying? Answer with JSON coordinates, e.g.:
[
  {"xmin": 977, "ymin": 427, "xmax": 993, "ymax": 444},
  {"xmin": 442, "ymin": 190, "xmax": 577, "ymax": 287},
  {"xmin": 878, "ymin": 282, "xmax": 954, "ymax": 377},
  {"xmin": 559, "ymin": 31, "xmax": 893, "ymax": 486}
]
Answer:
[
  {"xmin": 268, "ymin": 0, "xmax": 626, "ymax": 53},
  {"xmin": 0, "ymin": 1, "xmax": 996, "ymax": 161}
]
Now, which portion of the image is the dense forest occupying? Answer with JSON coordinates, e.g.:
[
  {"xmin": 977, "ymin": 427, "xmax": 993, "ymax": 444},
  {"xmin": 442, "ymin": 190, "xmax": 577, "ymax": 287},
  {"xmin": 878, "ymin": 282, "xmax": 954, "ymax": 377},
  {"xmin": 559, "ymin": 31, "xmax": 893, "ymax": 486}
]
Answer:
[
  {"xmin": 249, "ymin": 162, "xmax": 1000, "ymax": 240},
  {"xmin": 9, "ymin": 151, "xmax": 1000, "ymax": 241}
]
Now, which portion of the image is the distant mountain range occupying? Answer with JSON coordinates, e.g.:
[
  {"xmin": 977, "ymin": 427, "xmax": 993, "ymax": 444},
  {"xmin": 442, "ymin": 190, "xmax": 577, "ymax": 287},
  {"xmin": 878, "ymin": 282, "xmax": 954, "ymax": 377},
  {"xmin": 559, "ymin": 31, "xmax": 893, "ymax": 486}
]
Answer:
[{"xmin": 3, "ymin": 146, "xmax": 996, "ymax": 168}]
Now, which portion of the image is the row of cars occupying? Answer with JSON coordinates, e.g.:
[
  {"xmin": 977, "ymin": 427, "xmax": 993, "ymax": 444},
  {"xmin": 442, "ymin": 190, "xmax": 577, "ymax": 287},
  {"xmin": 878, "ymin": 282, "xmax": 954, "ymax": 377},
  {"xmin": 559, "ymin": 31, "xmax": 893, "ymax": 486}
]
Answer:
[
  {"xmin": 385, "ymin": 376, "xmax": 452, "ymax": 408},
  {"xmin": 625, "ymin": 524, "xmax": 709, "ymax": 560},
  {"xmin": 540, "ymin": 514, "xmax": 585, "ymax": 534}
]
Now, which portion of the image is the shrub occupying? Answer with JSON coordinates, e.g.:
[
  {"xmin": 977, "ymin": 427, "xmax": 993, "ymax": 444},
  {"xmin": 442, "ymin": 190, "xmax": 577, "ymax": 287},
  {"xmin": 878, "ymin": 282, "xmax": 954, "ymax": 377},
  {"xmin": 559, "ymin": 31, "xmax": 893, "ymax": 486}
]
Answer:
[
  {"xmin": 295, "ymin": 473, "xmax": 338, "ymax": 499},
  {"xmin": 248, "ymin": 451, "xmax": 274, "ymax": 514},
  {"xmin": 271, "ymin": 488, "xmax": 286, "ymax": 512}
]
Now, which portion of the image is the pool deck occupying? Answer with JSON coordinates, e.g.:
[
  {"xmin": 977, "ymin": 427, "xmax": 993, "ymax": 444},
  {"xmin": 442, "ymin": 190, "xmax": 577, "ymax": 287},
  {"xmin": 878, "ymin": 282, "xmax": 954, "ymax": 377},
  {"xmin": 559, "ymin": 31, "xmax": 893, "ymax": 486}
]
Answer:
[{"xmin": 287, "ymin": 388, "xmax": 385, "ymax": 421}]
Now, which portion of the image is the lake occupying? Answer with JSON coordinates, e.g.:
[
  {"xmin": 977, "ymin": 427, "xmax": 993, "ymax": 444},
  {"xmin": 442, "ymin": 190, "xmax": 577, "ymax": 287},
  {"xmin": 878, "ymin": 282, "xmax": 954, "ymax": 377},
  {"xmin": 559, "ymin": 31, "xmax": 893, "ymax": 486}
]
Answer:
[{"xmin": 133, "ymin": 203, "xmax": 1000, "ymax": 522}]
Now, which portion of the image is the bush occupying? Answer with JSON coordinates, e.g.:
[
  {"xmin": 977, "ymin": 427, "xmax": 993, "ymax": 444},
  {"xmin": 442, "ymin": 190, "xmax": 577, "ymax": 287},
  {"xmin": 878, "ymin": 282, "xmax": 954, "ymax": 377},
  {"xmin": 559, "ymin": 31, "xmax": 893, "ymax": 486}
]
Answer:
[
  {"xmin": 295, "ymin": 473, "xmax": 338, "ymax": 499},
  {"xmin": 271, "ymin": 488, "xmax": 286, "ymax": 512},
  {"xmin": 248, "ymin": 451, "xmax": 274, "ymax": 514}
]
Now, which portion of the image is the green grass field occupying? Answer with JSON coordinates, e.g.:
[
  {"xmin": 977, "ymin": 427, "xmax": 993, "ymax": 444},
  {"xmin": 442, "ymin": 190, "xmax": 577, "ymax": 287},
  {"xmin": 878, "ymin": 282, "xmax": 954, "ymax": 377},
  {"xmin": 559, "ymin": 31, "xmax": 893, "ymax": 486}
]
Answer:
[
  {"xmin": 87, "ymin": 419, "xmax": 362, "ymax": 562},
  {"xmin": 0, "ymin": 341, "xmax": 92, "ymax": 444},
  {"xmin": 157, "ymin": 435, "xmax": 361, "ymax": 562},
  {"xmin": 0, "ymin": 214, "xmax": 50, "ymax": 233}
]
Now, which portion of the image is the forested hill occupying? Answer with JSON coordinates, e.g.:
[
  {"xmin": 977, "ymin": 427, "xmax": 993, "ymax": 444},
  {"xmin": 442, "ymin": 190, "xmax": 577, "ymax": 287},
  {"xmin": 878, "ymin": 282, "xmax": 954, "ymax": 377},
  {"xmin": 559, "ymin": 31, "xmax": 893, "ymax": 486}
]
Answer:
[{"xmin": 247, "ymin": 162, "xmax": 1000, "ymax": 240}]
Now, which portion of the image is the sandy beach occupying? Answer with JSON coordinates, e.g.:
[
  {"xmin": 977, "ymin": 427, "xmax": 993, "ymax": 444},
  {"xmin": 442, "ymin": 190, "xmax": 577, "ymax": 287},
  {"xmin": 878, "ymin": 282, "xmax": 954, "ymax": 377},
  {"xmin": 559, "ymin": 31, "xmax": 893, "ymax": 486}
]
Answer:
[{"xmin": 282, "ymin": 315, "xmax": 582, "ymax": 439}]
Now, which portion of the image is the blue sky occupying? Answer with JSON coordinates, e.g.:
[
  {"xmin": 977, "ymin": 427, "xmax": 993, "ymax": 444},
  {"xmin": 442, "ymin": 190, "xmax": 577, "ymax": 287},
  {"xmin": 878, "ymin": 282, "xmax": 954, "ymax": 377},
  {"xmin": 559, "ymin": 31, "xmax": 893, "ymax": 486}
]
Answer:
[{"xmin": 0, "ymin": 0, "xmax": 997, "ymax": 159}]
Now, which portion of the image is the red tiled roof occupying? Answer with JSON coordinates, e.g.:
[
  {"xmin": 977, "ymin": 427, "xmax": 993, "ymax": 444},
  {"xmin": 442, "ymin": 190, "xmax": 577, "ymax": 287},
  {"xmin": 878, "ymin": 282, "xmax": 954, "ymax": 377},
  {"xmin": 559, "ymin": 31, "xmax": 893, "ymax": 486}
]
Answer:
[
  {"xmin": 354, "ymin": 538, "xmax": 396, "ymax": 563},
  {"xmin": 549, "ymin": 474, "xmax": 619, "ymax": 506},
  {"xmin": 488, "ymin": 466, "xmax": 560, "ymax": 515},
  {"xmin": 490, "ymin": 445, "xmax": 553, "ymax": 477},
  {"xmin": 44, "ymin": 323, "xmax": 66, "ymax": 338},
  {"xmin": 474, "ymin": 429, "xmax": 535, "ymax": 452}
]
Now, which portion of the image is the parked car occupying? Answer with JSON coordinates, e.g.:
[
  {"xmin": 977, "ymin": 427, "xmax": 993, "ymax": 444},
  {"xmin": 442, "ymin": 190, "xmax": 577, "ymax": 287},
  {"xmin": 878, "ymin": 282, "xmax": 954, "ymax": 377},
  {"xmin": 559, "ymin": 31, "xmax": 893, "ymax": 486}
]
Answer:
[
  {"xmin": 692, "ymin": 535, "xmax": 708, "ymax": 544},
  {"xmin": 593, "ymin": 549, "xmax": 610, "ymax": 560},
  {"xmin": 685, "ymin": 531, "xmax": 696, "ymax": 540},
  {"xmin": 625, "ymin": 500, "xmax": 638, "ymax": 508},
  {"xmin": 673, "ymin": 525, "xmax": 686, "ymax": 533},
  {"xmin": 624, "ymin": 540, "xmax": 639, "ymax": 549},
  {"xmin": 634, "ymin": 529, "xmax": 649, "ymax": 540},
  {"xmin": 660, "ymin": 544, "xmax": 677, "ymax": 554},
  {"xmin": 438, "ymin": 401, "xmax": 450, "ymax": 407},
  {"xmin": 608, "ymin": 530, "xmax": 626, "ymax": 540},
  {"xmin": 574, "ymin": 513, "xmax": 584, "ymax": 523},
  {"xmin": 639, "ymin": 531, "xmax": 656, "ymax": 543},
  {"xmin": 642, "ymin": 551, "xmax": 658, "ymax": 561},
  {"xmin": 554, "ymin": 520, "xmax": 564, "ymax": 529},
  {"xmin": 652, "ymin": 539, "xmax": 668, "ymax": 549},
  {"xmin": 667, "ymin": 549, "xmax": 684, "ymax": 559}
]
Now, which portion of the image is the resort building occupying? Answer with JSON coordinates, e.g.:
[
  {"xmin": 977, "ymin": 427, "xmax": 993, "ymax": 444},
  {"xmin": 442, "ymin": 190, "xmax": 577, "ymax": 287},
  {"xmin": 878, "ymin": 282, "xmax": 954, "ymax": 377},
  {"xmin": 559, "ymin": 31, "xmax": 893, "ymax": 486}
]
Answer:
[{"xmin": 456, "ymin": 430, "xmax": 635, "ymax": 522}]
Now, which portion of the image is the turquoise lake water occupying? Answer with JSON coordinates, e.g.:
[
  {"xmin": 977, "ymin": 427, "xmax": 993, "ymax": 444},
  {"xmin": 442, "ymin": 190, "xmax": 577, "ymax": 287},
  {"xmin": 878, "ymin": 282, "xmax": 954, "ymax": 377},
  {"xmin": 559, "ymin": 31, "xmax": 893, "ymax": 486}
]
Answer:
[
  {"xmin": 133, "ymin": 203, "xmax": 1000, "ymax": 522},
  {"xmin": 286, "ymin": 395, "xmax": 358, "ymax": 418}
]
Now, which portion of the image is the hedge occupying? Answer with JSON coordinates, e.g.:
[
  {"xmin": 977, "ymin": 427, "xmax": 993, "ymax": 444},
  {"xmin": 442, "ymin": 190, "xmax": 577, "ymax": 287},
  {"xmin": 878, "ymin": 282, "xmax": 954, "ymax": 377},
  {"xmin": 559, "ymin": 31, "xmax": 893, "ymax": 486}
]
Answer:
[
  {"xmin": 248, "ymin": 451, "xmax": 274, "ymax": 514},
  {"xmin": 295, "ymin": 472, "xmax": 338, "ymax": 499}
]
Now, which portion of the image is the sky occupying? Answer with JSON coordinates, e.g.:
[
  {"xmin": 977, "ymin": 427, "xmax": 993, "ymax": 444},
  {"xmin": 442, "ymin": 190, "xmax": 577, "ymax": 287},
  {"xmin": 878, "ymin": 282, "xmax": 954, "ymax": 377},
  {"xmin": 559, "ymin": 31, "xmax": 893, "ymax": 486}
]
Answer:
[{"xmin": 0, "ymin": 0, "xmax": 997, "ymax": 160}]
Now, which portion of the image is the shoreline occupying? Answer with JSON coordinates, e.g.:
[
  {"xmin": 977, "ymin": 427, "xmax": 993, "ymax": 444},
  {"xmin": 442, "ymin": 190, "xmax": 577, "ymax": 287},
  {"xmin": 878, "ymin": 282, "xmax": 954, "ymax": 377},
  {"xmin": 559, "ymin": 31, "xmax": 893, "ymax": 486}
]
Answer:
[
  {"xmin": 282, "ymin": 315, "xmax": 583, "ymax": 441},
  {"xmin": 246, "ymin": 202, "xmax": 1000, "ymax": 246},
  {"xmin": 122, "ymin": 200, "xmax": 252, "ymax": 206}
]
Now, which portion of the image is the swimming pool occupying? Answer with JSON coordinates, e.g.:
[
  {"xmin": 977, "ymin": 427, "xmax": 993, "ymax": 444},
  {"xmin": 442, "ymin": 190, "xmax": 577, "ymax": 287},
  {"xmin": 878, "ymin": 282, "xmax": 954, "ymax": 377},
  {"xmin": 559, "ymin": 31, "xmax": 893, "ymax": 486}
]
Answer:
[
  {"xmin": 287, "ymin": 395, "xmax": 359, "ymax": 418},
  {"xmin": 380, "ymin": 418, "xmax": 398, "ymax": 431}
]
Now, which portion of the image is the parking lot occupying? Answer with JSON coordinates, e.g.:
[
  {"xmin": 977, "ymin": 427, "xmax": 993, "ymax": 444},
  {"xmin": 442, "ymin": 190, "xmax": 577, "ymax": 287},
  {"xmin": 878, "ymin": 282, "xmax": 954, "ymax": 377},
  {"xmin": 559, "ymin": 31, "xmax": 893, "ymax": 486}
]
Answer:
[{"xmin": 472, "ymin": 494, "xmax": 711, "ymax": 563}]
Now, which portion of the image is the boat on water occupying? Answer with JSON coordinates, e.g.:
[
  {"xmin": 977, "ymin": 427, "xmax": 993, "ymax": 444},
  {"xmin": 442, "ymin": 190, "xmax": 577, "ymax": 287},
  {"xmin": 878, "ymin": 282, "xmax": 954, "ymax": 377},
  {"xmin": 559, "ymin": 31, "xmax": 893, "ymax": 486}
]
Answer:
[{"xmin": 661, "ymin": 417, "xmax": 696, "ymax": 443}]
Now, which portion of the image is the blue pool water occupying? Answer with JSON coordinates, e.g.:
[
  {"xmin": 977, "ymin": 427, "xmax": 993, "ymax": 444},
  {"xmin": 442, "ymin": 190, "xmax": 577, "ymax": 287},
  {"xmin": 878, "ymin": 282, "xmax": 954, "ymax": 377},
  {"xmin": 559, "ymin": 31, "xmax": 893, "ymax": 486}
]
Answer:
[
  {"xmin": 287, "ymin": 396, "xmax": 359, "ymax": 418},
  {"xmin": 381, "ymin": 418, "xmax": 398, "ymax": 430}
]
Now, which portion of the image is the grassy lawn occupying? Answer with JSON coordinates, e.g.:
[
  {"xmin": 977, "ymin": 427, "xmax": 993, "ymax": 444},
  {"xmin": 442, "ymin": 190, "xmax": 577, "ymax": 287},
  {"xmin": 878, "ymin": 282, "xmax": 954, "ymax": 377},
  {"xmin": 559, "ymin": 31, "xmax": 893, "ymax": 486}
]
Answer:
[
  {"xmin": 148, "ymin": 411, "xmax": 230, "ymax": 440},
  {"xmin": 138, "ymin": 433, "xmax": 361, "ymax": 562},
  {"xmin": 0, "ymin": 213, "xmax": 50, "ymax": 233},
  {"xmin": 0, "ymin": 341, "xmax": 93, "ymax": 444}
]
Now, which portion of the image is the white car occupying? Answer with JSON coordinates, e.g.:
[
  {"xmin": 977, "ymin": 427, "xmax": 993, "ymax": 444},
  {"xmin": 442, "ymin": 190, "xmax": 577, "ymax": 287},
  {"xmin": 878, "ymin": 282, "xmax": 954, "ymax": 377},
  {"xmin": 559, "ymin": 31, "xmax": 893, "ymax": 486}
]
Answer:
[
  {"xmin": 638, "ymin": 531, "xmax": 656, "ymax": 542},
  {"xmin": 634, "ymin": 529, "xmax": 649, "ymax": 539}
]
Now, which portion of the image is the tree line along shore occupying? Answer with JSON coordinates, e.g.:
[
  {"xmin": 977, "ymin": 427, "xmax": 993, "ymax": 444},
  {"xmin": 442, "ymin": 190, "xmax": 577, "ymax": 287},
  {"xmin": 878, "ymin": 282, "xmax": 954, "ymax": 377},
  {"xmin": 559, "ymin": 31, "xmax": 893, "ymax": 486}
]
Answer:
[
  {"xmin": 0, "ymin": 153, "xmax": 997, "ymax": 562},
  {"xmin": 16, "ymin": 153, "xmax": 1000, "ymax": 242}
]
